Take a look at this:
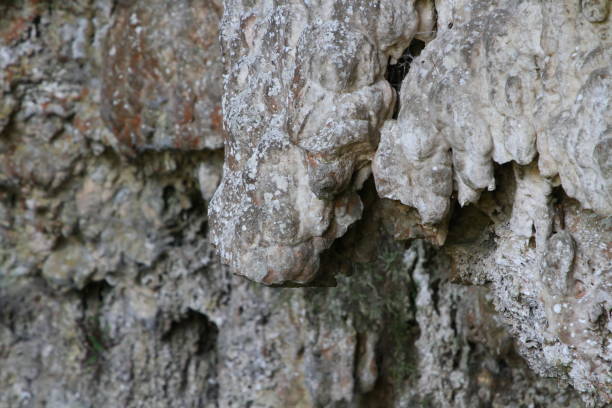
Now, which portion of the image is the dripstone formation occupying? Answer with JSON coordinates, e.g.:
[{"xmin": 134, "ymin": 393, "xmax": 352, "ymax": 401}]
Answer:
[
  {"xmin": 373, "ymin": 1, "xmax": 611, "ymax": 401},
  {"xmin": 0, "ymin": 0, "xmax": 610, "ymax": 407},
  {"xmin": 210, "ymin": 0, "xmax": 437, "ymax": 285}
]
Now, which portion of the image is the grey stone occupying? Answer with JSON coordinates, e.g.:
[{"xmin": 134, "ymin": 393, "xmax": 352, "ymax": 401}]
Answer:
[{"xmin": 0, "ymin": 0, "xmax": 610, "ymax": 407}]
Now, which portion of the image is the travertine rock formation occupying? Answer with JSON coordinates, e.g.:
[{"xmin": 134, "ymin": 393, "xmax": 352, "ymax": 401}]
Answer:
[
  {"xmin": 374, "ymin": 0, "xmax": 611, "ymax": 220},
  {"xmin": 0, "ymin": 0, "xmax": 610, "ymax": 407},
  {"xmin": 372, "ymin": 1, "xmax": 611, "ymax": 404},
  {"xmin": 209, "ymin": 0, "xmax": 436, "ymax": 285}
]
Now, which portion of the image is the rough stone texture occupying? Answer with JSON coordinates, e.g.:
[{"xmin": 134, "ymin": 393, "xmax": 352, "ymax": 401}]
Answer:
[
  {"xmin": 372, "ymin": 1, "xmax": 611, "ymax": 405},
  {"xmin": 100, "ymin": 0, "xmax": 224, "ymax": 153},
  {"xmin": 374, "ymin": 0, "xmax": 611, "ymax": 220},
  {"xmin": 209, "ymin": 0, "xmax": 436, "ymax": 285},
  {"xmin": 0, "ymin": 1, "xmax": 610, "ymax": 408},
  {"xmin": 442, "ymin": 163, "xmax": 611, "ymax": 406}
]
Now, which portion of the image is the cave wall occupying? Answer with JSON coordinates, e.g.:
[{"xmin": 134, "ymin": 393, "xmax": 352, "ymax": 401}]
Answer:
[{"xmin": 0, "ymin": 0, "xmax": 609, "ymax": 407}]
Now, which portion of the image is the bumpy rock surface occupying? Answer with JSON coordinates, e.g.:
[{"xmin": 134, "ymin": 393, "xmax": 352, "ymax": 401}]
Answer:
[
  {"xmin": 374, "ymin": 0, "xmax": 611, "ymax": 220},
  {"xmin": 372, "ymin": 0, "xmax": 611, "ymax": 404},
  {"xmin": 0, "ymin": 0, "xmax": 610, "ymax": 407},
  {"xmin": 209, "ymin": 0, "xmax": 436, "ymax": 285}
]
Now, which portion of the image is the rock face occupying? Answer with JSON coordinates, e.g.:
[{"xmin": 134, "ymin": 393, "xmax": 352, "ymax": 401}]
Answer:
[
  {"xmin": 209, "ymin": 0, "xmax": 436, "ymax": 285},
  {"xmin": 0, "ymin": 1, "xmax": 610, "ymax": 408},
  {"xmin": 374, "ymin": 0, "xmax": 611, "ymax": 220},
  {"xmin": 372, "ymin": 0, "xmax": 611, "ymax": 403}
]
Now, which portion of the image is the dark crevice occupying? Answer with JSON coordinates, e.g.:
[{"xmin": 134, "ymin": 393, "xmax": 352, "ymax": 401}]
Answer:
[
  {"xmin": 430, "ymin": 276, "xmax": 440, "ymax": 315},
  {"xmin": 79, "ymin": 280, "xmax": 113, "ymax": 374},
  {"xmin": 308, "ymin": 176, "xmax": 382, "ymax": 287},
  {"xmin": 449, "ymin": 304, "xmax": 458, "ymax": 335},
  {"xmin": 433, "ymin": 3, "xmax": 439, "ymax": 33},
  {"xmin": 0, "ymin": 102, "xmax": 20, "ymax": 141},
  {"xmin": 385, "ymin": 1, "xmax": 437, "ymax": 120},
  {"xmin": 446, "ymin": 203, "xmax": 493, "ymax": 246},
  {"xmin": 31, "ymin": 15, "xmax": 42, "ymax": 38},
  {"xmin": 161, "ymin": 309, "xmax": 218, "ymax": 356},
  {"xmin": 163, "ymin": 186, "xmax": 208, "ymax": 248},
  {"xmin": 81, "ymin": 280, "xmax": 111, "ymax": 307},
  {"xmin": 162, "ymin": 185, "xmax": 176, "ymax": 213},
  {"xmin": 353, "ymin": 333, "xmax": 362, "ymax": 394},
  {"xmin": 551, "ymin": 185, "xmax": 567, "ymax": 231},
  {"xmin": 386, "ymin": 39, "xmax": 427, "ymax": 119}
]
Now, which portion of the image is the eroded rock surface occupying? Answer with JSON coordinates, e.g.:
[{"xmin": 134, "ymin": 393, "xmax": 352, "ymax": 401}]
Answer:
[
  {"xmin": 373, "ymin": 1, "xmax": 610, "ymax": 404},
  {"xmin": 443, "ymin": 164, "xmax": 611, "ymax": 406},
  {"xmin": 209, "ymin": 0, "xmax": 435, "ymax": 285},
  {"xmin": 375, "ymin": 0, "xmax": 611, "ymax": 221},
  {"xmin": 0, "ymin": 0, "xmax": 610, "ymax": 407}
]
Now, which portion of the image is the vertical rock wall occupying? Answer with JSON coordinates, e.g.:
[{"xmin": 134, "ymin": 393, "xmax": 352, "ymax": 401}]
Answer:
[
  {"xmin": 0, "ymin": 0, "xmax": 609, "ymax": 407},
  {"xmin": 373, "ymin": 1, "xmax": 611, "ymax": 404}
]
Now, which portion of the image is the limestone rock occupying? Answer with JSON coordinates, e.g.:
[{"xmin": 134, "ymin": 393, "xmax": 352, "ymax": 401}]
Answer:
[
  {"xmin": 209, "ymin": 0, "xmax": 435, "ymax": 285},
  {"xmin": 0, "ymin": 0, "xmax": 610, "ymax": 407},
  {"xmin": 374, "ymin": 0, "xmax": 611, "ymax": 222},
  {"xmin": 372, "ymin": 2, "xmax": 611, "ymax": 403}
]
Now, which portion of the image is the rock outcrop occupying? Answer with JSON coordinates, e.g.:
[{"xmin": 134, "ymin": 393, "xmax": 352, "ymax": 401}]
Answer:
[
  {"xmin": 374, "ymin": 0, "xmax": 611, "ymax": 220},
  {"xmin": 209, "ymin": 0, "xmax": 436, "ymax": 285},
  {"xmin": 372, "ymin": 1, "xmax": 611, "ymax": 403},
  {"xmin": 0, "ymin": 0, "xmax": 610, "ymax": 407}
]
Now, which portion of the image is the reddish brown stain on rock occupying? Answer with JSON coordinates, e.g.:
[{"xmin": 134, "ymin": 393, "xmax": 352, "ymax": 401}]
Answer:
[{"xmin": 100, "ymin": 0, "xmax": 223, "ymax": 153}]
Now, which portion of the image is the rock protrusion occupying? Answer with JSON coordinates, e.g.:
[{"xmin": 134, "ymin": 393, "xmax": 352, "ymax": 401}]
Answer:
[{"xmin": 210, "ymin": 0, "xmax": 435, "ymax": 285}]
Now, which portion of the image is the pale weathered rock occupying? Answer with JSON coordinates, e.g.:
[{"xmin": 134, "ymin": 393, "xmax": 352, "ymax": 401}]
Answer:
[
  {"xmin": 209, "ymin": 0, "xmax": 435, "ymax": 285},
  {"xmin": 373, "ymin": 1, "xmax": 611, "ymax": 404},
  {"xmin": 374, "ymin": 0, "xmax": 611, "ymax": 222}
]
